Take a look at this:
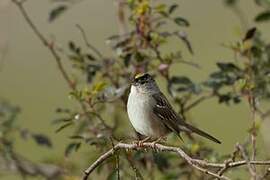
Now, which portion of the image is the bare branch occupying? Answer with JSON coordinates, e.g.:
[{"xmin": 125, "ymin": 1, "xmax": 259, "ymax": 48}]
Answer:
[
  {"xmin": 124, "ymin": 151, "xmax": 144, "ymax": 180},
  {"xmin": 236, "ymin": 143, "xmax": 257, "ymax": 179},
  {"xmin": 184, "ymin": 93, "xmax": 213, "ymax": 111},
  {"xmin": 217, "ymin": 144, "xmax": 240, "ymax": 178},
  {"xmin": 12, "ymin": 0, "xmax": 74, "ymax": 89},
  {"xmin": 11, "ymin": 0, "xmax": 112, "ymax": 131},
  {"xmin": 76, "ymin": 24, "xmax": 103, "ymax": 59},
  {"xmin": 114, "ymin": 0, "xmax": 128, "ymax": 35},
  {"xmin": 262, "ymin": 109, "xmax": 270, "ymax": 120},
  {"xmin": 82, "ymin": 142, "xmax": 270, "ymax": 180},
  {"xmin": 82, "ymin": 142, "xmax": 229, "ymax": 180},
  {"xmin": 262, "ymin": 168, "xmax": 270, "ymax": 179}
]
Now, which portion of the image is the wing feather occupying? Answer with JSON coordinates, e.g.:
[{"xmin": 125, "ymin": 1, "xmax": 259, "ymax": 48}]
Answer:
[
  {"xmin": 152, "ymin": 92, "xmax": 221, "ymax": 144},
  {"xmin": 152, "ymin": 93, "xmax": 181, "ymax": 134}
]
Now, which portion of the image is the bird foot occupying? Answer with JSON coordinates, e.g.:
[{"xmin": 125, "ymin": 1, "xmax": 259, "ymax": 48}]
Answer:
[
  {"xmin": 151, "ymin": 136, "xmax": 167, "ymax": 149},
  {"xmin": 133, "ymin": 137, "xmax": 151, "ymax": 147}
]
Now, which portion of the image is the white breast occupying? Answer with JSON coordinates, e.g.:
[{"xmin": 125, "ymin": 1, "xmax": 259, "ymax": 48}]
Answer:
[{"xmin": 127, "ymin": 86, "xmax": 168, "ymax": 138}]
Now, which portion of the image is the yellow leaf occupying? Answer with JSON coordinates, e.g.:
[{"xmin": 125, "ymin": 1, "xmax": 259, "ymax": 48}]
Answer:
[
  {"xmin": 234, "ymin": 78, "xmax": 247, "ymax": 92},
  {"xmin": 92, "ymin": 82, "xmax": 107, "ymax": 93},
  {"xmin": 241, "ymin": 40, "xmax": 252, "ymax": 52},
  {"xmin": 155, "ymin": 4, "xmax": 166, "ymax": 13},
  {"xmin": 135, "ymin": 0, "xmax": 149, "ymax": 15},
  {"xmin": 191, "ymin": 143, "xmax": 200, "ymax": 154},
  {"xmin": 254, "ymin": 113, "xmax": 262, "ymax": 130},
  {"xmin": 63, "ymin": 175, "xmax": 80, "ymax": 180}
]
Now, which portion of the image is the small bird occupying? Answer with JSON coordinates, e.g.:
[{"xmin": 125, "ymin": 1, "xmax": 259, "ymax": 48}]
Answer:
[{"xmin": 127, "ymin": 73, "xmax": 221, "ymax": 144}]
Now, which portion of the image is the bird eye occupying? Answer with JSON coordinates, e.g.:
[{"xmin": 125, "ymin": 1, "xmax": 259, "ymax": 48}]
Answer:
[{"xmin": 140, "ymin": 81, "xmax": 145, "ymax": 84}]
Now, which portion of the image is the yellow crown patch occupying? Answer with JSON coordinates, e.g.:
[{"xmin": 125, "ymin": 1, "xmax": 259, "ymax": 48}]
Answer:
[{"xmin": 135, "ymin": 73, "xmax": 145, "ymax": 79}]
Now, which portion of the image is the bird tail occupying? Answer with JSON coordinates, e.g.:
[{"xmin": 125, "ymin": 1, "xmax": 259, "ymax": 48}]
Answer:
[{"xmin": 181, "ymin": 123, "xmax": 221, "ymax": 144}]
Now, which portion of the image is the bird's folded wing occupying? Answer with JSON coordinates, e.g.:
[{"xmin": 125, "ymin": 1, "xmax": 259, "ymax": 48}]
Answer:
[
  {"xmin": 152, "ymin": 93, "xmax": 181, "ymax": 134},
  {"xmin": 152, "ymin": 93, "xmax": 221, "ymax": 144}
]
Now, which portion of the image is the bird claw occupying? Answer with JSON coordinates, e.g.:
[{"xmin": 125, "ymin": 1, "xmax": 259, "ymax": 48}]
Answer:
[
  {"xmin": 133, "ymin": 137, "xmax": 151, "ymax": 147},
  {"xmin": 151, "ymin": 136, "xmax": 167, "ymax": 150}
]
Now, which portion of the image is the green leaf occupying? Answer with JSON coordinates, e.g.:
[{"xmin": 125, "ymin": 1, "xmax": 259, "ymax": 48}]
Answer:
[
  {"xmin": 85, "ymin": 54, "xmax": 96, "ymax": 61},
  {"xmin": 168, "ymin": 76, "xmax": 201, "ymax": 94},
  {"xmin": 168, "ymin": 4, "xmax": 178, "ymax": 14},
  {"xmin": 224, "ymin": 0, "xmax": 238, "ymax": 6},
  {"xmin": 170, "ymin": 76, "xmax": 192, "ymax": 85},
  {"xmin": 255, "ymin": 10, "xmax": 270, "ymax": 22},
  {"xmin": 155, "ymin": 4, "xmax": 166, "ymax": 13},
  {"xmin": 174, "ymin": 17, "xmax": 189, "ymax": 27},
  {"xmin": 218, "ymin": 94, "xmax": 232, "ymax": 104},
  {"xmin": 68, "ymin": 41, "xmax": 76, "ymax": 52},
  {"xmin": 55, "ymin": 122, "xmax": 73, "ymax": 133},
  {"xmin": 216, "ymin": 62, "xmax": 240, "ymax": 72},
  {"xmin": 32, "ymin": 134, "xmax": 52, "ymax": 148},
  {"xmin": 49, "ymin": 5, "xmax": 68, "ymax": 22},
  {"xmin": 254, "ymin": 0, "xmax": 270, "ymax": 6},
  {"xmin": 69, "ymin": 135, "xmax": 84, "ymax": 140},
  {"xmin": 86, "ymin": 64, "xmax": 100, "ymax": 83},
  {"xmin": 52, "ymin": 117, "xmax": 72, "ymax": 124},
  {"xmin": 243, "ymin": 27, "xmax": 257, "ymax": 41},
  {"xmin": 65, "ymin": 142, "xmax": 81, "ymax": 157}
]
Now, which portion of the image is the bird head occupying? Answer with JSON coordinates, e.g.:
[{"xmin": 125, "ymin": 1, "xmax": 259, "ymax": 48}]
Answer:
[{"xmin": 131, "ymin": 73, "xmax": 159, "ymax": 94}]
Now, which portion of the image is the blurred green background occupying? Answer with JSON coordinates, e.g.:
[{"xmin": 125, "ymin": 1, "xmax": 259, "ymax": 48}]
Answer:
[{"xmin": 0, "ymin": 0, "xmax": 270, "ymax": 179}]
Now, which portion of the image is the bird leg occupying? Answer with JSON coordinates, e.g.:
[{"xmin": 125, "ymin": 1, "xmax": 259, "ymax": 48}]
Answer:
[
  {"xmin": 151, "ymin": 136, "xmax": 167, "ymax": 150},
  {"xmin": 134, "ymin": 137, "xmax": 151, "ymax": 147}
]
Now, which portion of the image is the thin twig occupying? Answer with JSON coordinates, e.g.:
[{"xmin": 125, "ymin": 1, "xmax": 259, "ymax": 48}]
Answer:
[
  {"xmin": 184, "ymin": 93, "xmax": 213, "ymax": 111},
  {"xmin": 262, "ymin": 168, "xmax": 270, "ymax": 179},
  {"xmin": 151, "ymin": 44, "xmax": 200, "ymax": 69},
  {"xmin": 109, "ymin": 137, "xmax": 120, "ymax": 180},
  {"xmin": 124, "ymin": 151, "xmax": 144, "ymax": 180},
  {"xmin": 76, "ymin": 24, "xmax": 103, "ymax": 59},
  {"xmin": 262, "ymin": 109, "xmax": 270, "ymax": 120},
  {"xmin": 11, "ymin": 0, "xmax": 113, "ymax": 131},
  {"xmin": 115, "ymin": 0, "xmax": 128, "ymax": 35},
  {"xmin": 236, "ymin": 143, "xmax": 257, "ymax": 179},
  {"xmin": 11, "ymin": 0, "xmax": 74, "ymax": 89},
  {"xmin": 248, "ymin": 92, "xmax": 257, "ymax": 179},
  {"xmin": 217, "ymin": 145, "xmax": 240, "ymax": 178}
]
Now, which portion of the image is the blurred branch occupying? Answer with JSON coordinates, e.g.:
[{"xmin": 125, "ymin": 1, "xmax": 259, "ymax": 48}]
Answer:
[
  {"xmin": 82, "ymin": 142, "xmax": 229, "ymax": 180},
  {"xmin": 124, "ymin": 151, "xmax": 144, "ymax": 179},
  {"xmin": 11, "ymin": 0, "xmax": 74, "ymax": 89},
  {"xmin": 82, "ymin": 142, "xmax": 270, "ymax": 180},
  {"xmin": 236, "ymin": 143, "xmax": 257, "ymax": 179},
  {"xmin": 9, "ymin": 152, "xmax": 62, "ymax": 179},
  {"xmin": 151, "ymin": 43, "xmax": 200, "ymax": 69},
  {"xmin": 76, "ymin": 24, "xmax": 103, "ymax": 59},
  {"xmin": 261, "ymin": 109, "xmax": 270, "ymax": 120},
  {"xmin": 11, "ymin": 0, "xmax": 112, "ymax": 131},
  {"xmin": 225, "ymin": 1, "xmax": 248, "ymax": 30},
  {"xmin": 0, "ymin": 138, "xmax": 62, "ymax": 179},
  {"xmin": 184, "ymin": 93, "xmax": 213, "ymax": 111},
  {"xmin": 262, "ymin": 168, "xmax": 270, "ymax": 179},
  {"xmin": 115, "ymin": 0, "xmax": 128, "ymax": 35},
  {"xmin": 217, "ymin": 144, "xmax": 239, "ymax": 177}
]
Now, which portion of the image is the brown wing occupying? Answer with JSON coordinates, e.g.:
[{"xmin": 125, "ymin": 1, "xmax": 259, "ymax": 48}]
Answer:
[
  {"xmin": 152, "ymin": 93, "xmax": 182, "ymax": 135},
  {"xmin": 152, "ymin": 93, "xmax": 221, "ymax": 144}
]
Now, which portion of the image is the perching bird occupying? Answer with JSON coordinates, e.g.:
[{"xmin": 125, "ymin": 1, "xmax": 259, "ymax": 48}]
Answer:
[{"xmin": 127, "ymin": 73, "xmax": 221, "ymax": 144}]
